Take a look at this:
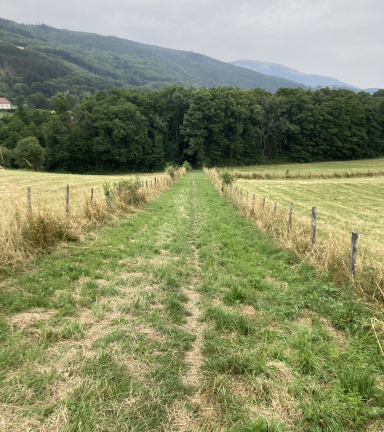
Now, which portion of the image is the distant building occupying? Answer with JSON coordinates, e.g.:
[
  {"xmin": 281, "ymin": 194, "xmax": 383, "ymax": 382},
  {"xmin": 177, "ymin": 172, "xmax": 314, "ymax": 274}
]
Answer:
[{"xmin": 0, "ymin": 98, "xmax": 11, "ymax": 109}]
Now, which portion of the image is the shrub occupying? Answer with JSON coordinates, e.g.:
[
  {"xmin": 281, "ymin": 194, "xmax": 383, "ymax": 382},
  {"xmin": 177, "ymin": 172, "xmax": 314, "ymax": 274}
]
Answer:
[
  {"xmin": 102, "ymin": 178, "xmax": 143, "ymax": 207},
  {"xmin": 182, "ymin": 161, "xmax": 192, "ymax": 172},
  {"xmin": 14, "ymin": 137, "xmax": 45, "ymax": 171},
  {"xmin": 218, "ymin": 171, "xmax": 235, "ymax": 191},
  {"xmin": 165, "ymin": 163, "xmax": 178, "ymax": 178}
]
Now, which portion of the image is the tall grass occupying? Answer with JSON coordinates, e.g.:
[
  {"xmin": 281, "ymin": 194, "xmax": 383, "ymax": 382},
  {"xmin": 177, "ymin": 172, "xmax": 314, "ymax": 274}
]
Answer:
[
  {"xmin": 0, "ymin": 168, "xmax": 186, "ymax": 270},
  {"xmin": 205, "ymin": 168, "xmax": 384, "ymax": 347}
]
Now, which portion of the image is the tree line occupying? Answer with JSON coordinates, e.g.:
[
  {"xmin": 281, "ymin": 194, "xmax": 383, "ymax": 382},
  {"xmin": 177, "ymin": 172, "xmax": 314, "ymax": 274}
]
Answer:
[{"xmin": 0, "ymin": 85, "xmax": 383, "ymax": 172}]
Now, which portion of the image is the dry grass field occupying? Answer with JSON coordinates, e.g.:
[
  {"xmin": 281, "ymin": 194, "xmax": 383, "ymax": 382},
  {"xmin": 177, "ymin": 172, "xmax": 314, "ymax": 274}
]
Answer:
[
  {"xmin": 0, "ymin": 168, "xmax": 179, "ymax": 269},
  {"xmin": 235, "ymin": 175, "xmax": 384, "ymax": 267},
  {"xmin": 0, "ymin": 169, "xmax": 165, "ymax": 208}
]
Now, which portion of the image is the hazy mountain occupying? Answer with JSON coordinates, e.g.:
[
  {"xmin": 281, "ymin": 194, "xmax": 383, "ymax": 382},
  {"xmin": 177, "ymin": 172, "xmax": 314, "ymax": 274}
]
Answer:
[
  {"xmin": 230, "ymin": 59, "xmax": 378, "ymax": 93},
  {"xmin": 0, "ymin": 18, "xmax": 307, "ymax": 102}
]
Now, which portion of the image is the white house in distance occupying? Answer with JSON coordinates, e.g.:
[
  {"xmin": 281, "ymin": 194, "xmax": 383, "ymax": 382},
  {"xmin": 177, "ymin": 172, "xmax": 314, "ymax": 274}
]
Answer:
[{"xmin": 0, "ymin": 98, "xmax": 11, "ymax": 109}]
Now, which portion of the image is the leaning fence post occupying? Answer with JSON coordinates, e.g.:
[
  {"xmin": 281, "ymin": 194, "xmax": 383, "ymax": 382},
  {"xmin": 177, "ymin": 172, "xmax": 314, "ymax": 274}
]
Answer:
[
  {"xmin": 310, "ymin": 207, "xmax": 317, "ymax": 248},
  {"xmin": 90, "ymin": 188, "xmax": 94, "ymax": 206},
  {"xmin": 273, "ymin": 202, "xmax": 277, "ymax": 220},
  {"xmin": 107, "ymin": 190, "xmax": 110, "ymax": 208},
  {"xmin": 27, "ymin": 187, "xmax": 31, "ymax": 211},
  {"xmin": 66, "ymin": 185, "xmax": 69, "ymax": 215},
  {"xmin": 288, "ymin": 203, "xmax": 293, "ymax": 230},
  {"xmin": 262, "ymin": 198, "xmax": 265, "ymax": 221},
  {"xmin": 350, "ymin": 231, "xmax": 359, "ymax": 277}
]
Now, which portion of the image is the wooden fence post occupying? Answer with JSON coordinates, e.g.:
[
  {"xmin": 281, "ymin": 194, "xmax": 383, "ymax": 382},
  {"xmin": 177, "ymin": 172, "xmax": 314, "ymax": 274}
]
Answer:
[
  {"xmin": 273, "ymin": 202, "xmax": 277, "ymax": 220},
  {"xmin": 146, "ymin": 180, "xmax": 148, "ymax": 188},
  {"xmin": 252, "ymin": 194, "xmax": 255, "ymax": 214},
  {"xmin": 66, "ymin": 185, "xmax": 69, "ymax": 215},
  {"xmin": 311, "ymin": 207, "xmax": 317, "ymax": 248},
  {"xmin": 262, "ymin": 198, "xmax": 265, "ymax": 221},
  {"xmin": 350, "ymin": 231, "xmax": 359, "ymax": 277},
  {"xmin": 90, "ymin": 188, "xmax": 93, "ymax": 206},
  {"xmin": 288, "ymin": 203, "xmax": 293, "ymax": 230},
  {"xmin": 240, "ymin": 190, "xmax": 242, "ymax": 200},
  {"xmin": 27, "ymin": 187, "xmax": 31, "ymax": 211},
  {"xmin": 107, "ymin": 190, "xmax": 110, "ymax": 208},
  {"xmin": 154, "ymin": 177, "xmax": 157, "ymax": 187}
]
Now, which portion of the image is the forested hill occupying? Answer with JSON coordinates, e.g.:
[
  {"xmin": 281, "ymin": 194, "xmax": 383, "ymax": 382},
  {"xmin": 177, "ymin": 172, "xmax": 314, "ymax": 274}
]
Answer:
[{"xmin": 0, "ymin": 18, "xmax": 306, "ymax": 104}]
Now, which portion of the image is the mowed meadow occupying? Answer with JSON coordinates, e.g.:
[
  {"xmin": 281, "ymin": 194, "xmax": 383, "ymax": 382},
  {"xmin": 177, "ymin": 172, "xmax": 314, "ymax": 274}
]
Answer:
[
  {"xmin": 2, "ymin": 172, "xmax": 384, "ymax": 431},
  {"xmin": 235, "ymin": 175, "xmax": 384, "ymax": 265},
  {"xmin": 0, "ymin": 168, "xmax": 184, "ymax": 269},
  {"xmin": 228, "ymin": 158, "xmax": 384, "ymax": 178}
]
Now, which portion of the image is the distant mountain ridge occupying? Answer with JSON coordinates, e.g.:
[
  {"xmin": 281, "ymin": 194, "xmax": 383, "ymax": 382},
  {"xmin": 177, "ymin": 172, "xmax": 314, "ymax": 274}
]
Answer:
[
  {"xmin": 230, "ymin": 59, "xmax": 379, "ymax": 94},
  {"xmin": 0, "ymin": 18, "xmax": 307, "ymax": 103}
]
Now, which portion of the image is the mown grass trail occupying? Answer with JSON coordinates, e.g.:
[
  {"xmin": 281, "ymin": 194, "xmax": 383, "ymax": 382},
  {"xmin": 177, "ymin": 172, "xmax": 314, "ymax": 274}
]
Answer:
[{"xmin": 1, "ymin": 172, "xmax": 384, "ymax": 431}]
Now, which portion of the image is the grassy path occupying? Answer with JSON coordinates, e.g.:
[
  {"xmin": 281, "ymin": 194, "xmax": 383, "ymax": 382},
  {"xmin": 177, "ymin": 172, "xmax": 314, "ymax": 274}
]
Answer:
[{"xmin": 1, "ymin": 172, "xmax": 384, "ymax": 431}]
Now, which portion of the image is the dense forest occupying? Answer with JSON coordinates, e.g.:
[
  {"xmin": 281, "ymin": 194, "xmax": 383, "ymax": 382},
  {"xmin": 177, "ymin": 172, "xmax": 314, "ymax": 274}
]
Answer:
[
  {"xmin": 1, "ymin": 85, "xmax": 384, "ymax": 172},
  {"xmin": 0, "ymin": 18, "xmax": 305, "ymax": 106}
]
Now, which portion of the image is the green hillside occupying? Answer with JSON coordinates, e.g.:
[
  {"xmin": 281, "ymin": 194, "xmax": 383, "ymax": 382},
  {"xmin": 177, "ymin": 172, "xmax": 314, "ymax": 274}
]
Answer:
[{"xmin": 0, "ymin": 18, "xmax": 306, "ymax": 103}]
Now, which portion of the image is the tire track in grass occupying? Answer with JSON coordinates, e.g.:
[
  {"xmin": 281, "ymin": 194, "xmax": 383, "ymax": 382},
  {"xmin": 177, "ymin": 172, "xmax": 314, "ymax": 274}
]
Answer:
[
  {"xmin": 169, "ymin": 177, "xmax": 205, "ymax": 432},
  {"xmin": 182, "ymin": 178, "xmax": 203, "ymax": 389}
]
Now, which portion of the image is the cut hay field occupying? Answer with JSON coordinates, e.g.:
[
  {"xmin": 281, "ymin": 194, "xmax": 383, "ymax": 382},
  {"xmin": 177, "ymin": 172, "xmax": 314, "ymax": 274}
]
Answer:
[
  {"xmin": 228, "ymin": 157, "xmax": 384, "ymax": 178},
  {"xmin": 235, "ymin": 175, "xmax": 384, "ymax": 266}
]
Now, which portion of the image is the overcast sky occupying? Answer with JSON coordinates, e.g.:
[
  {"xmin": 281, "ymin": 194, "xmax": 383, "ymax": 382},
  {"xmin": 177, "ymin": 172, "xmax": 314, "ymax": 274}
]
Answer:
[{"xmin": 2, "ymin": 0, "xmax": 384, "ymax": 89}]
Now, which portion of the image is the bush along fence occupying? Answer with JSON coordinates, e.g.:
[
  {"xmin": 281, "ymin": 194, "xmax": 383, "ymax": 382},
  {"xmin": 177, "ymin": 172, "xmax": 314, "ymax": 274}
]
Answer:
[
  {"xmin": 205, "ymin": 167, "xmax": 384, "ymax": 343},
  {"xmin": 0, "ymin": 169, "xmax": 186, "ymax": 271},
  {"xmin": 232, "ymin": 168, "xmax": 384, "ymax": 180}
]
